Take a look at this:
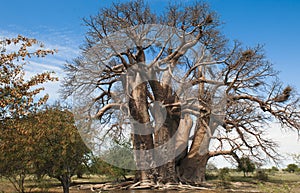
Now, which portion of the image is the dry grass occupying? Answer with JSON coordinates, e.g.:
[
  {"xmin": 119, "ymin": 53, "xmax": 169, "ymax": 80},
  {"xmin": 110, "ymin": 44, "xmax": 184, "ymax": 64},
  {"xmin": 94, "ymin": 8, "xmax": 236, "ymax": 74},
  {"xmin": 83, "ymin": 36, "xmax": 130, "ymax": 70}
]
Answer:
[{"xmin": 1, "ymin": 172, "xmax": 299, "ymax": 193}]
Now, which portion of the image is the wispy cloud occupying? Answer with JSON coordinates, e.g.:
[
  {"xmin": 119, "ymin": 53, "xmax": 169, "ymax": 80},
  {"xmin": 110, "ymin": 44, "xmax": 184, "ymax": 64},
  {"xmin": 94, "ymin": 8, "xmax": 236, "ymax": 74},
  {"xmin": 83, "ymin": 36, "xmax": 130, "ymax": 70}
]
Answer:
[{"xmin": 0, "ymin": 25, "xmax": 83, "ymax": 103}]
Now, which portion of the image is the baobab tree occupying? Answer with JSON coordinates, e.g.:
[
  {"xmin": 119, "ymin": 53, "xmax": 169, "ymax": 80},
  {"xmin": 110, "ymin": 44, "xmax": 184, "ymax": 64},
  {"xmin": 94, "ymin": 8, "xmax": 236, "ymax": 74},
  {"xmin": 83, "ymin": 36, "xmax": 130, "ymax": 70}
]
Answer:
[{"xmin": 63, "ymin": 0, "xmax": 300, "ymax": 185}]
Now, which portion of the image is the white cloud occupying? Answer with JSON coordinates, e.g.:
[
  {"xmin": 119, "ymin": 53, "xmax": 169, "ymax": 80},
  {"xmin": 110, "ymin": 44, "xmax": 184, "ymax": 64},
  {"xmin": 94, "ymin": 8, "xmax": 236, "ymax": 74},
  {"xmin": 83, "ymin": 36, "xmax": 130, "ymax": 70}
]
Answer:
[
  {"xmin": 1, "ymin": 26, "xmax": 82, "ymax": 103},
  {"xmin": 267, "ymin": 123, "xmax": 300, "ymax": 167}
]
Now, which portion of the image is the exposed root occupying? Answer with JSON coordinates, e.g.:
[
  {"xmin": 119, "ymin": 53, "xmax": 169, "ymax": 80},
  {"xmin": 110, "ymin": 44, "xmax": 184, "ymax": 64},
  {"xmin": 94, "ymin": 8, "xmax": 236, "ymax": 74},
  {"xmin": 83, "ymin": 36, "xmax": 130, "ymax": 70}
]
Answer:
[{"xmin": 76, "ymin": 181, "xmax": 214, "ymax": 192}]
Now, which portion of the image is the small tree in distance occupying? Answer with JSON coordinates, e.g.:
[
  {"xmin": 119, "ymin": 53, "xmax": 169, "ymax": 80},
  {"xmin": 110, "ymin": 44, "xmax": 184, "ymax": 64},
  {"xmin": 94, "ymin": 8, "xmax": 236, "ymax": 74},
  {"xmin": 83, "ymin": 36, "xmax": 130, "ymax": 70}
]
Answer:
[
  {"xmin": 237, "ymin": 157, "xmax": 256, "ymax": 177},
  {"xmin": 286, "ymin": 164, "xmax": 298, "ymax": 173},
  {"xmin": 271, "ymin": 166, "xmax": 279, "ymax": 172},
  {"xmin": 206, "ymin": 162, "xmax": 218, "ymax": 172}
]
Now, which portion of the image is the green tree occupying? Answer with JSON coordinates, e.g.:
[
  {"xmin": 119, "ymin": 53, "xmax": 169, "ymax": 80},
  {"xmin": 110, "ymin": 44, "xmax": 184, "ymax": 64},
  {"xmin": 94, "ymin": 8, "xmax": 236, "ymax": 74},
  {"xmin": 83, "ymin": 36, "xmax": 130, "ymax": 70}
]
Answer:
[
  {"xmin": 271, "ymin": 166, "xmax": 279, "ymax": 172},
  {"xmin": 0, "ymin": 36, "xmax": 57, "ymax": 193},
  {"xmin": 31, "ymin": 106, "xmax": 90, "ymax": 193},
  {"xmin": 217, "ymin": 167, "xmax": 231, "ymax": 188},
  {"xmin": 206, "ymin": 162, "xmax": 218, "ymax": 172},
  {"xmin": 237, "ymin": 157, "xmax": 256, "ymax": 177},
  {"xmin": 90, "ymin": 141, "xmax": 135, "ymax": 181},
  {"xmin": 286, "ymin": 164, "xmax": 298, "ymax": 173}
]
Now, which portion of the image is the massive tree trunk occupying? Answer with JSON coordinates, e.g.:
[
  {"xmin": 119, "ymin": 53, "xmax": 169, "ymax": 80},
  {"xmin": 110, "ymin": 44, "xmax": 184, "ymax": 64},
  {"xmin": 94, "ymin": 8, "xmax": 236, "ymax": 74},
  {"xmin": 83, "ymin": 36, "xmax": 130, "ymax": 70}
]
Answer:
[
  {"xmin": 129, "ymin": 77, "xmax": 154, "ymax": 182},
  {"xmin": 148, "ymin": 71, "xmax": 181, "ymax": 183},
  {"xmin": 129, "ymin": 73, "xmax": 215, "ymax": 184},
  {"xmin": 127, "ymin": 49, "xmax": 156, "ymax": 183},
  {"xmin": 177, "ymin": 116, "xmax": 210, "ymax": 184},
  {"xmin": 154, "ymin": 110, "xmax": 180, "ymax": 183},
  {"xmin": 178, "ymin": 153, "xmax": 209, "ymax": 184},
  {"xmin": 129, "ymin": 61, "xmax": 213, "ymax": 184},
  {"xmin": 176, "ymin": 66, "xmax": 214, "ymax": 184}
]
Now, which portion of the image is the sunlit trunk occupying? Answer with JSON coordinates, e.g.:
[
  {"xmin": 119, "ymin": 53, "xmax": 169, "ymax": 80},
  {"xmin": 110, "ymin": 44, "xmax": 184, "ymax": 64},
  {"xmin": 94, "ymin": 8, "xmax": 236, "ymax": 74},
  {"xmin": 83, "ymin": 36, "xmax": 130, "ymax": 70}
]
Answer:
[
  {"xmin": 177, "ymin": 116, "xmax": 210, "ymax": 184},
  {"xmin": 148, "ymin": 77, "xmax": 181, "ymax": 183},
  {"xmin": 129, "ymin": 76, "xmax": 154, "ymax": 182}
]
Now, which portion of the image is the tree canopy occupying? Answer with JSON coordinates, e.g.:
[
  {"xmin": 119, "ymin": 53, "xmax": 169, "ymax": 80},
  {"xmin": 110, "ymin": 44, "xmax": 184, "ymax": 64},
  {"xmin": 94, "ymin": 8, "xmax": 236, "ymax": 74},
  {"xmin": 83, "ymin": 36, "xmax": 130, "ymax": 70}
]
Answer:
[
  {"xmin": 0, "ymin": 35, "xmax": 57, "ymax": 119},
  {"xmin": 31, "ymin": 106, "xmax": 90, "ymax": 193},
  {"xmin": 0, "ymin": 104, "xmax": 90, "ymax": 193},
  {"xmin": 237, "ymin": 157, "xmax": 256, "ymax": 177}
]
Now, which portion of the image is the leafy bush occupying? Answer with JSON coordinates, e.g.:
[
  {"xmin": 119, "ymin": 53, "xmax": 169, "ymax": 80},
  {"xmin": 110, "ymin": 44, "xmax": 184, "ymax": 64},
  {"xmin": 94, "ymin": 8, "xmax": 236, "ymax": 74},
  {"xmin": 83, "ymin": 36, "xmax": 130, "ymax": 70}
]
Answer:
[
  {"xmin": 217, "ymin": 167, "xmax": 231, "ymax": 188},
  {"xmin": 255, "ymin": 170, "xmax": 268, "ymax": 181},
  {"xmin": 237, "ymin": 157, "xmax": 256, "ymax": 177},
  {"xmin": 271, "ymin": 166, "xmax": 279, "ymax": 172},
  {"xmin": 286, "ymin": 164, "xmax": 298, "ymax": 173}
]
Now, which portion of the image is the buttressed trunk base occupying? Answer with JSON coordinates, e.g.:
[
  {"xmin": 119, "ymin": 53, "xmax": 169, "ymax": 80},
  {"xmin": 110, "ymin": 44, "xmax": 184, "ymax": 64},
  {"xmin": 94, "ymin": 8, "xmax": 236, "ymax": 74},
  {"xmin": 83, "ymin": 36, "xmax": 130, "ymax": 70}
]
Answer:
[{"xmin": 177, "ymin": 153, "xmax": 209, "ymax": 184}]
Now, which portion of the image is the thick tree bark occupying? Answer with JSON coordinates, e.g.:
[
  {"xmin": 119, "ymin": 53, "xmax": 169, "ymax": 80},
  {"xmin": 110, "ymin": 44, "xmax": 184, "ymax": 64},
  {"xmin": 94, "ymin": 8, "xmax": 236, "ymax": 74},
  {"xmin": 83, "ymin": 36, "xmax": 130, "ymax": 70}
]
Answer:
[
  {"xmin": 175, "ymin": 114, "xmax": 193, "ymax": 163},
  {"xmin": 148, "ymin": 78, "xmax": 181, "ymax": 183},
  {"xmin": 128, "ymin": 49, "xmax": 212, "ymax": 185},
  {"xmin": 177, "ymin": 118, "xmax": 210, "ymax": 184},
  {"xmin": 178, "ymin": 153, "xmax": 209, "ymax": 184},
  {"xmin": 155, "ymin": 113, "xmax": 180, "ymax": 183},
  {"xmin": 175, "ymin": 65, "xmax": 214, "ymax": 184},
  {"xmin": 129, "ymin": 74, "xmax": 154, "ymax": 182}
]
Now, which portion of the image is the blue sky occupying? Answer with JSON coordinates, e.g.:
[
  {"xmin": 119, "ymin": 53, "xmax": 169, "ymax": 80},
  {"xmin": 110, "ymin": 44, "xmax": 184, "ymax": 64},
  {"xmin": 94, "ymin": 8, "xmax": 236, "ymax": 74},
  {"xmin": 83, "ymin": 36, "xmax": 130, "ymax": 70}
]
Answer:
[
  {"xmin": 1, "ymin": 0, "xmax": 299, "ymax": 89},
  {"xmin": 1, "ymin": 0, "xmax": 299, "ymax": 167}
]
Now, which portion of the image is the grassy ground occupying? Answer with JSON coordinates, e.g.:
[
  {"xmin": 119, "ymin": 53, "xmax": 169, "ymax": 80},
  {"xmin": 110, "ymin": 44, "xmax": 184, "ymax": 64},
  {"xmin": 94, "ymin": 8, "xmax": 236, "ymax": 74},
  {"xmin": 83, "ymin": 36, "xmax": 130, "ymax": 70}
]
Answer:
[
  {"xmin": 0, "ymin": 171, "xmax": 299, "ymax": 193},
  {"xmin": 0, "ymin": 175, "xmax": 101, "ymax": 193},
  {"xmin": 258, "ymin": 172, "xmax": 300, "ymax": 193},
  {"xmin": 205, "ymin": 171, "xmax": 300, "ymax": 193}
]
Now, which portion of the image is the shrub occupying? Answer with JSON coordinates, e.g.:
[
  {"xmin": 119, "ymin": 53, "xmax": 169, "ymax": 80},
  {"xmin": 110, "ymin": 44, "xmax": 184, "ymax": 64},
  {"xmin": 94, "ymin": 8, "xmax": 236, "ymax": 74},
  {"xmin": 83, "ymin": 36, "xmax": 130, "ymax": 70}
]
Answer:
[
  {"xmin": 255, "ymin": 170, "xmax": 268, "ymax": 181},
  {"xmin": 286, "ymin": 164, "xmax": 298, "ymax": 173},
  {"xmin": 217, "ymin": 167, "xmax": 231, "ymax": 188},
  {"xmin": 237, "ymin": 157, "xmax": 256, "ymax": 177}
]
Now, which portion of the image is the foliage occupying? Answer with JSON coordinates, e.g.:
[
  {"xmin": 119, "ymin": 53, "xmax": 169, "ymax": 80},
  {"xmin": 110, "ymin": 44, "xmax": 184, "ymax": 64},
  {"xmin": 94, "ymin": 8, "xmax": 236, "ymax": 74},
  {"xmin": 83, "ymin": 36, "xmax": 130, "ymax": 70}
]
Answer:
[
  {"xmin": 217, "ymin": 167, "xmax": 231, "ymax": 189},
  {"xmin": 286, "ymin": 164, "xmax": 299, "ymax": 173},
  {"xmin": 0, "ymin": 105, "xmax": 90, "ymax": 193},
  {"xmin": 90, "ymin": 142, "xmax": 134, "ymax": 181},
  {"xmin": 0, "ymin": 117, "xmax": 34, "ymax": 193},
  {"xmin": 0, "ymin": 35, "xmax": 57, "ymax": 119},
  {"xmin": 255, "ymin": 170, "xmax": 269, "ymax": 181},
  {"xmin": 31, "ymin": 105, "xmax": 91, "ymax": 193},
  {"xmin": 90, "ymin": 158, "xmax": 129, "ymax": 181},
  {"xmin": 237, "ymin": 157, "xmax": 256, "ymax": 177},
  {"xmin": 0, "ymin": 35, "xmax": 57, "ymax": 193},
  {"xmin": 270, "ymin": 166, "xmax": 279, "ymax": 172},
  {"xmin": 205, "ymin": 162, "xmax": 218, "ymax": 180},
  {"xmin": 267, "ymin": 166, "xmax": 279, "ymax": 176}
]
